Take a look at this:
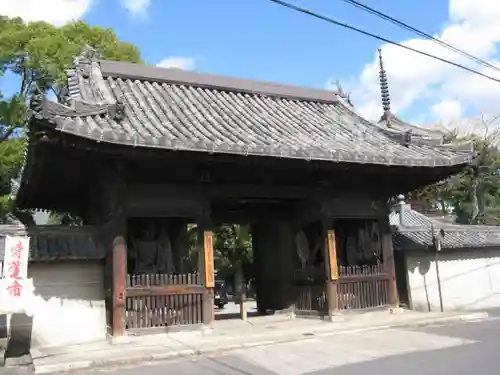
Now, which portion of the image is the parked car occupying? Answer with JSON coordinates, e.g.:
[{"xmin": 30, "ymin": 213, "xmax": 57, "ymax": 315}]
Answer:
[{"xmin": 214, "ymin": 280, "xmax": 229, "ymax": 309}]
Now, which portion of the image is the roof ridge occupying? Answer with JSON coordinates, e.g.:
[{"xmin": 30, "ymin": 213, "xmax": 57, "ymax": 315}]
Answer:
[
  {"xmin": 97, "ymin": 59, "xmax": 342, "ymax": 104},
  {"xmin": 393, "ymin": 208, "xmax": 500, "ymax": 231},
  {"xmin": 65, "ymin": 46, "xmax": 344, "ymax": 105}
]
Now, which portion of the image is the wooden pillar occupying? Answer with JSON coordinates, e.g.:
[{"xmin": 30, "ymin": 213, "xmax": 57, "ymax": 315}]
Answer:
[
  {"xmin": 112, "ymin": 233, "xmax": 126, "ymax": 336},
  {"xmin": 102, "ymin": 161, "xmax": 127, "ymax": 337},
  {"xmin": 198, "ymin": 204, "xmax": 215, "ymax": 327},
  {"xmin": 251, "ymin": 224, "xmax": 266, "ymax": 315},
  {"xmin": 322, "ymin": 218, "xmax": 339, "ymax": 319},
  {"xmin": 381, "ymin": 219, "xmax": 398, "ymax": 307},
  {"xmin": 171, "ymin": 219, "xmax": 188, "ymax": 273}
]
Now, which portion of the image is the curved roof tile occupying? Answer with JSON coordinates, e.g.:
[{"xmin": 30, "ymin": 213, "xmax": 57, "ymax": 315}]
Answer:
[{"xmin": 29, "ymin": 49, "xmax": 475, "ymax": 168}]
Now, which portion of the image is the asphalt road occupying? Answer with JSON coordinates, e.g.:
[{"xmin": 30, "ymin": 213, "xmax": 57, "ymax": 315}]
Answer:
[
  {"xmin": 66, "ymin": 313, "xmax": 500, "ymax": 375},
  {"xmin": 327, "ymin": 317, "xmax": 500, "ymax": 375}
]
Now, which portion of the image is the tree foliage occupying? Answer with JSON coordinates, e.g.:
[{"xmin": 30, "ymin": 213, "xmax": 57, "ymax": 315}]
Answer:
[
  {"xmin": 185, "ymin": 224, "xmax": 253, "ymax": 287},
  {"xmin": 0, "ymin": 16, "xmax": 141, "ymax": 223},
  {"xmin": 0, "ymin": 137, "xmax": 24, "ymax": 220},
  {"xmin": 409, "ymin": 117, "xmax": 500, "ymax": 225}
]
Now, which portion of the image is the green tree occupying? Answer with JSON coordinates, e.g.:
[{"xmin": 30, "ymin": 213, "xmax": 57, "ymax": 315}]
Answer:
[
  {"xmin": 0, "ymin": 16, "xmax": 141, "ymax": 223},
  {"xmin": 213, "ymin": 224, "xmax": 253, "ymax": 280},
  {"xmin": 407, "ymin": 129, "xmax": 462, "ymax": 214},
  {"xmin": 185, "ymin": 224, "xmax": 253, "ymax": 294},
  {"xmin": 0, "ymin": 137, "xmax": 24, "ymax": 220},
  {"xmin": 450, "ymin": 134, "xmax": 500, "ymax": 224},
  {"xmin": 408, "ymin": 117, "xmax": 500, "ymax": 224}
]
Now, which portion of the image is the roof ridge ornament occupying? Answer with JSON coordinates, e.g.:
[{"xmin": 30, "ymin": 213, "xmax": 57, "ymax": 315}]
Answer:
[
  {"xmin": 378, "ymin": 48, "xmax": 393, "ymax": 127},
  {"xmin": 403, "ymin": 130, "xmax": 412, "ymax": 147},
  {"xmin": 29, "ymin": 83, "xmax": 45, "ymax": 114},
  {"xmin": 74, "ymin": 44, "xmax": 98, "ymax": 66},
  {"xmin": 333, "ymin": 80, "xmax": 353, "ymax": 107},
  {"xmin": 31, "ymin": 100, "xmax": 126, "ymax": 123},
  {"xmin": 72, "ymin": 45, "xmax": 100, "ymax": 81},
  {"xmin": 107, "ymin": 101, "xmax": 126, "ymax": 122}
]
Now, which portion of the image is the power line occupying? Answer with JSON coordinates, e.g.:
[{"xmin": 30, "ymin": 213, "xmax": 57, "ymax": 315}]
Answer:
[
  {"xmin": 266, "ymin": 0, "xmax": 500, "ymax": 84},
  {"xmin": 341, "ymin": 0, "xmax": 500, "ymax": 73}
]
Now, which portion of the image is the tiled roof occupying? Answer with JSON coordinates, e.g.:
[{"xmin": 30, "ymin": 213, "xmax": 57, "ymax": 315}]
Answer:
[
  {"xmin": 0, "ymin": 225, "xmax": 26, "ymax": 260},
  {"xmin": 0, "ymin": 225, "xmax": 106, "ymax": 262},
  {"xmin": 390, "ymin": 209, "xmax": 500, "ymax": 250},
  {"xmin": 28, "ymin": 49, "xmax": 474, "ymax": 168},
  {"xmin": 390, "ymin": 208, "xmax": 433, "ymax": 228},
  {"xmin": 381, "ymin": 116, "xmax": 446, "ymax": 137},
  {"xmin": 377, "ymin": 115, "xmax": 448, "ymax": 146}
]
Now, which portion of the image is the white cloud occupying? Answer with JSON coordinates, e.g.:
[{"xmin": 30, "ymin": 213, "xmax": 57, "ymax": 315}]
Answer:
[
  {"xmin": 347, "ymin": 0, "xmax": 500, "ymax": 129},
  {"xmin": 0, "ymin": 0, "xmax": 93, "ymax": 26},
  {"xmin": 432, "ymin": 99, "xmax": 462, "ymax": 123},
  {"xmin": 157, "ymin": 57, "xmax": 196, "ymax": 71},
  {"xmin": 121, "ymin": 0, "xmax": 151, "ymax": 18}
]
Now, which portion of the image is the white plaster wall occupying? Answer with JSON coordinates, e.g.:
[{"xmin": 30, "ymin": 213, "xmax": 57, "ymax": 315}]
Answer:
[
  {"xmin": 10, "ymin": 261, "xmax": 107, "ymax": 349},
  {"xmin": 406, "ymin": 249, "xmax": 500, "ymax": 312}
]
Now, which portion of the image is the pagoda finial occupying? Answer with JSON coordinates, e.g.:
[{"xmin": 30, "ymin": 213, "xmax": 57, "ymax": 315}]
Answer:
[{"xmin": 378, "ymin": 48, "xmax": 392, "ymax": 125}]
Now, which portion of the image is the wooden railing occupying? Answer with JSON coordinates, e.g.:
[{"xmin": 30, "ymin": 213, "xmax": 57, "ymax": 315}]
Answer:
[
  {"xmin": 125, "ymin": 272, "xmax": 204, "ymax": 330},
  {"xmin": 337, "ymin": 264, "xmax": 389, "ymax": 310},
  {"xmin": 293, "ymin": 284, "xmax": 327, "ymax": 315},
  {"xmin": 292, "ymin": 268, "xmax": 327, "ymax": 316},
  {"xmin": 292, "ymin": 264, "xmax": 390, "ymax": 315}
]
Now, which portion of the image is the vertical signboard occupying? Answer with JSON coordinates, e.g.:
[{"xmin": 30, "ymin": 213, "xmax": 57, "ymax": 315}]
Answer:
[
  {"xmin": 327, "ymin": 230, "xmax": 339, "ymax": 281},
  {"xmin": 203, "ymin": 230, "xmax": 215, "ymax": 288},
  {"xmin": 1, "ymin": 236, "xmax": 31, "ymax": 313}
]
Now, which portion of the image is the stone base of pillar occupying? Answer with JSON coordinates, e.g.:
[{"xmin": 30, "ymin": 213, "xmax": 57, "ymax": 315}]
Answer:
[
  {"xmin": 323, "ymin": 314, "xmax": 345, "ymax": 323},
  {"xmin": 389, "ymin": 307, "xmax": 405, "ymax": 315}
]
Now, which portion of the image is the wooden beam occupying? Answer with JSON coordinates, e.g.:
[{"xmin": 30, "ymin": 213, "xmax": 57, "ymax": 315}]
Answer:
[
  {"xmin": 127, "ymin": 183, "xmax": 337, "ymax": 202},
  {"xmin": 339, "ymin": 274, "xmax": 390, "ymax": 282},
  {"xmin": 126, "ymin": 284, "xmax": 205, "ymax": 297},
  {"xmin": 294, "ymin": 197, "xmax": 387, "ymax": 226}
]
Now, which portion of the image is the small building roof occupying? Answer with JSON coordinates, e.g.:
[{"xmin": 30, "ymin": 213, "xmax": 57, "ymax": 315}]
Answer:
[
  {"xmin": 375, "ymin": 49, "xmax": 449, "ymax": 145},
  {"xmin": 390, "ymin": 207, "xmax": 500, "ymax": 251},
  {"xmin": 0, "ymin": 225, "xmax": 106, "ymax": 262},
  {"xmin": 377, "ymin": 114, "xmax": 448, "ymax": 143},
  {"xmin": 28, "ymin": 47, "xmax": 474, "ymax": 168}
]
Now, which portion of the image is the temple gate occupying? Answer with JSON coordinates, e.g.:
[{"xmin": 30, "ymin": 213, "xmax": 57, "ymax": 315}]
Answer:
[{"xmin": 13, "ymin": 49, "xmax": 474, "ymax": 336}]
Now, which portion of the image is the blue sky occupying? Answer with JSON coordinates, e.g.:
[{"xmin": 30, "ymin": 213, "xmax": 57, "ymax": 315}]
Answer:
[
  {"xmin": 2, "ymin": 0, "xmax": 500, "ymax": 132},
  {"xmin": 92, "ymin": 0, "xmax": 448, "ymax": 120},
  {"xmin": 91, "ymin": 0, "xmax": 445, "ymax": 87}
]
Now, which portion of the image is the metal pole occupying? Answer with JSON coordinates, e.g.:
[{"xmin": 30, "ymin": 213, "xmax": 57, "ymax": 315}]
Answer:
[
  {"xmin": 435, "ymin": 250, "xmax": 444, "ymax": 312},
  {"xmin": 431, "ymin": 224, "xmax": 444, "ymax": 313}
]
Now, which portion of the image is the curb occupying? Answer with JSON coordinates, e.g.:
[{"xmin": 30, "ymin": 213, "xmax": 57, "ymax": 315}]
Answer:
[
  {"xmin": 314, "ymin": 311, "xmax": 490, "ymax": 338},
  {"xmin": 34, "ymin": 311, "xmax": 490, "ymax": 374}
]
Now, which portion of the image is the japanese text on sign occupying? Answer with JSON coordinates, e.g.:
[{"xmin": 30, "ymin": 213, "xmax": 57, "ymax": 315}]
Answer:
[{"xmin": 2, "ymin": 236, "xmax": 29, "ymax": 298}]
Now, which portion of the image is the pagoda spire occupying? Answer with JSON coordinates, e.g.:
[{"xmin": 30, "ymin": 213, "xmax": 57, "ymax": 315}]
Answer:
[{"xmin": 378, "ymin": 48, "xmax": 393, "ymax": 126}]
